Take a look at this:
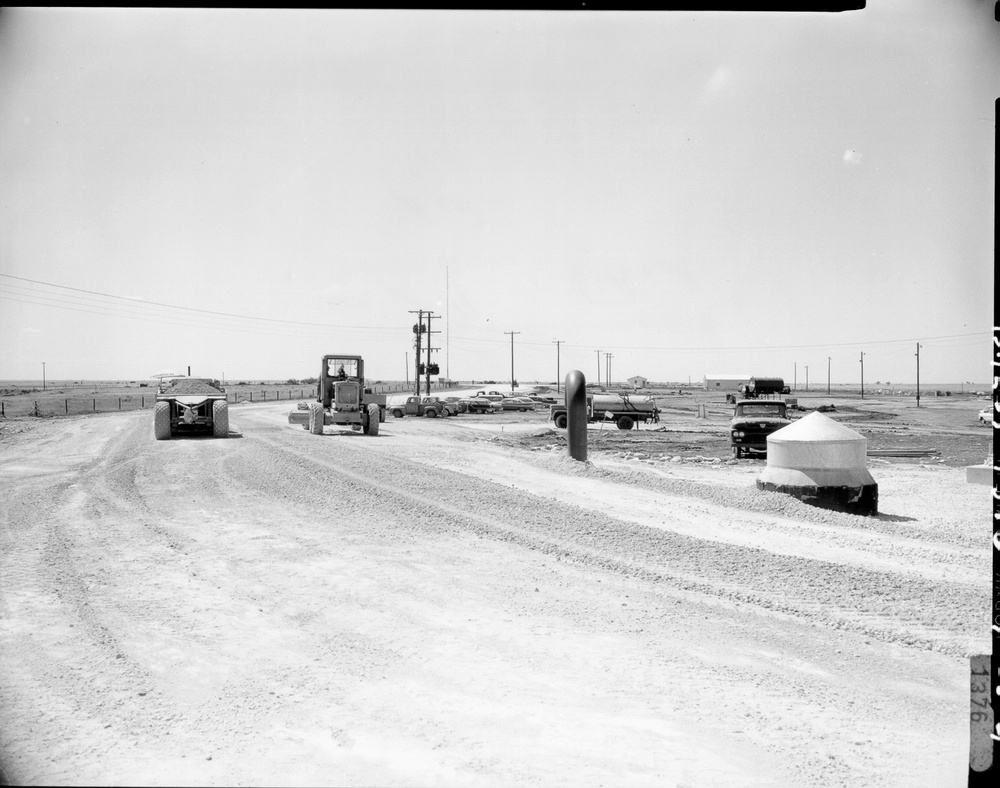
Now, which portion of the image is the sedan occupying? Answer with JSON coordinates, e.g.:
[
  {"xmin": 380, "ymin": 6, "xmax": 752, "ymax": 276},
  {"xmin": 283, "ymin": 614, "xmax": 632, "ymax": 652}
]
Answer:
[
  {"xmin": 498, "ymin": 396, "xmax": 536, "ymax": 412},
  {"xmin": 979, "ymin": 408, "xmax": 993, "ymax": 425},
  {"xmin": 464, "ymin": 396, "xmax": 502, "ymax": 414}
]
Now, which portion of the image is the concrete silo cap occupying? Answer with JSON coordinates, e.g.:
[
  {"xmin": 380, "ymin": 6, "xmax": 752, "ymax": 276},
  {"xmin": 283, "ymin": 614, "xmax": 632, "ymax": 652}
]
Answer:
[{"xmin": 768, "ymin": 411, "xmax": 866, "ymax": 444}]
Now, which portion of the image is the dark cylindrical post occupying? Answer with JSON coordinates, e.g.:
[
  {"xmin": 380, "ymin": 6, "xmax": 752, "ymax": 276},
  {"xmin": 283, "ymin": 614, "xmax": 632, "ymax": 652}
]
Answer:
[
  {"xmin": 93, "ymin": 399, "xmax": 96, "ymax": 412},
  {"xmin": 566, "ymin": 369, "xmax": 587, "ymax": 462},
  {"xmin": 65, "ymin": 400, "xmax": 68, "ymax": 414}
]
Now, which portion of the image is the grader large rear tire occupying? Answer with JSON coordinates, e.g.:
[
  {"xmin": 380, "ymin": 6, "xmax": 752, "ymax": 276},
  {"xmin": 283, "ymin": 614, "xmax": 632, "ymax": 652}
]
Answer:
[
  {"xmin": 309, "ymin": 402, "xmax": 324, "ymax": 435},
  {"xmin": 212, "ymin": 400, "xmax": 229, "ymax": 438},
  {"xmin": 364, "ymin": 403, "xmax": 380, "ymax": 435},
  {"xmin": 154, "ymin": 401, "xmax": 171, "ymax": 440}
]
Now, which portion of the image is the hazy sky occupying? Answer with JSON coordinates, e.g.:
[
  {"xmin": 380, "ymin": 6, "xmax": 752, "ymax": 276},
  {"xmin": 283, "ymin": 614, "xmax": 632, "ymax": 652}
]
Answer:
[{"xmin": 1, "ymin": 5, "xmax": 996, "ymax": 385}]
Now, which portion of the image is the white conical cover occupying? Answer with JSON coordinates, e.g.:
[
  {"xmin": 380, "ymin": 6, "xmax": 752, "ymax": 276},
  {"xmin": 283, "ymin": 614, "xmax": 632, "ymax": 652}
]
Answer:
[
  {"xmin": 767, "ymin": 411, "xmax": 866, "ymax": 444},
  {"xmin": 759, "ymin": 411, "xmax": 874, "ymax": 488}
]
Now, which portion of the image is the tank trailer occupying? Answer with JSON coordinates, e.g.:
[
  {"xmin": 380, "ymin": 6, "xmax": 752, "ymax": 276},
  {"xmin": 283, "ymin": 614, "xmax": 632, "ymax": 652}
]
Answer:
[{"xmin": 549, "ymin": 392, "xmax": 660, "ymax": 431}]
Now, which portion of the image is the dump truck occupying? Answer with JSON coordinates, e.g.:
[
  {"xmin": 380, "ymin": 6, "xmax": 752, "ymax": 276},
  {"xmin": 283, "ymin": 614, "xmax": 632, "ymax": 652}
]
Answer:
[
  {"xmin": 154, "ymin": 377, "xmax": 229, "ymax": 440},
  {"xmin": 549, "ymin": 392, "xmax": 660, "ymax": 431},
  {"xmin": 287, "ymin": 355, "xmax": 386, "ymax": 435}
]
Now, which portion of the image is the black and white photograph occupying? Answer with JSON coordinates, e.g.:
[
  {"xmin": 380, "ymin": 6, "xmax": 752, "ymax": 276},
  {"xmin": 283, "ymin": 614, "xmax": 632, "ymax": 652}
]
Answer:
[{"xmin": 0, "ymin": 5, "xmax": 996, "ymax": 786}]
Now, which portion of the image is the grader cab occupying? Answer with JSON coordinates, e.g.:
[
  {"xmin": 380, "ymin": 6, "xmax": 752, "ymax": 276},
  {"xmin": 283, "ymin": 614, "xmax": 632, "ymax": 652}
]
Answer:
[{"xmin": 288, "ymin": 355, "xmax": 386, "ymax": 435}]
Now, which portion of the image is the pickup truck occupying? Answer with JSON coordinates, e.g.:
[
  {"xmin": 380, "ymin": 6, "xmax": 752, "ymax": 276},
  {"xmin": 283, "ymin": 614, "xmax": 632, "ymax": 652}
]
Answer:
[
  {"xmin": 549, "ymin": 393, "xmax": 660, "ymax": 431},
  {"xmin": 730, "ymin": 399, "xmax": 791, "ymax": 458},
  {"xmin": 388, "ymin": 396, "xmax": 450, "ymax": 419}
]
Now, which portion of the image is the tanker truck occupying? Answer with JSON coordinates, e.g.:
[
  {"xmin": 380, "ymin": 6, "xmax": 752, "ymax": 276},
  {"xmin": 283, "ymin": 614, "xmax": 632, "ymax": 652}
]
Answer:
[
  {"xmin": 549, "ymin": 392, "xmax": 660, "ymax": 431},
  {"xmin": 726, "ymin": 376, "xmax": 791, "ymax": 403}
]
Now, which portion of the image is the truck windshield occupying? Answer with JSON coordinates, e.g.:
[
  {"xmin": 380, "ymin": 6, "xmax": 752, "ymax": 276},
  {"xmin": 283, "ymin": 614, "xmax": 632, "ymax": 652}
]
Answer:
[
  {"xmin": 739, "ymin": 404, "xmax": 784, "ymax": 416},
  {"xmin": 327, "ymin": 359, "xmax": 358, "ymax": 379}
]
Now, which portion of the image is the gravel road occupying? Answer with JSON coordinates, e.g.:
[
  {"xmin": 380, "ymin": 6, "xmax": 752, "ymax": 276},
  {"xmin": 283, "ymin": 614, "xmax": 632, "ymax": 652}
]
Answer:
[{"xmin": 0, "ymin": 402, "xmax": 990, "ymax": 786}]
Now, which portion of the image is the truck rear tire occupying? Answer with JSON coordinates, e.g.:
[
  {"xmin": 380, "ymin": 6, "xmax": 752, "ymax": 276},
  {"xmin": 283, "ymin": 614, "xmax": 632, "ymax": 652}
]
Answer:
[
  {"xmin": 154, "ymin": 401, "xmax": 171, "ymax": 440},
  {"xmin": 616, "ymin": 415, "xmax": 634, "ymax": 431},
  {"xmin": 364, "ymin": 403, "xmax": 380, "ymax": 435},
  {"xmin": 212, "ymin": 401, "xmax": 229, "ymax": 438},
  {"xmin": 309, "ymin": 402, "xmax": 324, "ymax": 435},
  {"xmin": 392, "ymin": 408, "xmax": 403, "ymax": 418},
  {"xmin": 554, "ymin": 413, "xmax": 568, "ymax": 429}
]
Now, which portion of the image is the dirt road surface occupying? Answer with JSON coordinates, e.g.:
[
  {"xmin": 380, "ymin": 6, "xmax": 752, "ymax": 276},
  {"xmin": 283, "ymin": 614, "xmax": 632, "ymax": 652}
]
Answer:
[{"xmin": 0, "ymin": 402, "xmax": 990, "ymax": 786}]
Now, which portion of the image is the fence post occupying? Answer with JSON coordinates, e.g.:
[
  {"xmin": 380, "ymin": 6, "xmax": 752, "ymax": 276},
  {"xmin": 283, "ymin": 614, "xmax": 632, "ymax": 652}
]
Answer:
[
  {"xmin": 65, "ymin": 399, "xmax": 68, "ymax": 414},
  {"xmin": 119, "ymin": 398, "xmax": 121, "ymax": 410},
  {"xmin": 250, "ymin": 392, "xmax": 253, "ymax": 402},
  {"xmin": 93, "ymin": 399, "xmax": 96, "ymax": 412}
]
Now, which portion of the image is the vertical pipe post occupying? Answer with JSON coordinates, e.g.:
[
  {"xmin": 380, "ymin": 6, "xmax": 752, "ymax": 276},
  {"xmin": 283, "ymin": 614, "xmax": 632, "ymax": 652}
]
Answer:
[{"xmin": 566, "ymin": 369, "xmax": 587, "ymax": 462}]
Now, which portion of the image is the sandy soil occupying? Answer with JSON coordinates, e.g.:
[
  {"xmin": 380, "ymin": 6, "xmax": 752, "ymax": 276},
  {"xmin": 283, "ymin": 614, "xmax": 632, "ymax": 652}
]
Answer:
[{"xmin": 0, "ymin": 399, "xmax": 991, "ymax": 787}]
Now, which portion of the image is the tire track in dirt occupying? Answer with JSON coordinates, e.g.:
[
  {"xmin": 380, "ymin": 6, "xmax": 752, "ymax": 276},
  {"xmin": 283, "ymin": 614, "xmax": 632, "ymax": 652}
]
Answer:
[
  {"xmin": 0, "ymin": 413, "xmax": 274, "ymax": 783},
  {"xmin": 239, "ymin": 425, "xmax": 982, "ymax": 658}
]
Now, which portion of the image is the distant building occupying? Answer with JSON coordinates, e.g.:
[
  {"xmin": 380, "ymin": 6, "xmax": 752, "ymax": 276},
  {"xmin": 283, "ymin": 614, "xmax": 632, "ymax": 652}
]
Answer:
[
  {"xmin": 704, "ymin": 374, "xmax": 751, "ymax": 392},
  {"xmin": 627, "ymin": 375, "xmax": 648, "ymax": 389}
]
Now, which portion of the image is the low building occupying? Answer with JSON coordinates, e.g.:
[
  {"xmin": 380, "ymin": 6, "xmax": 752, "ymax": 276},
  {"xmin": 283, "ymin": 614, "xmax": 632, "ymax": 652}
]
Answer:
[
  {"xmin": 627, "ymin": 375, "xmax": 648, "ymax": 389},
  {"xmin": 704, "ymin": 374, "xmax": 751, "ymax": 392}
]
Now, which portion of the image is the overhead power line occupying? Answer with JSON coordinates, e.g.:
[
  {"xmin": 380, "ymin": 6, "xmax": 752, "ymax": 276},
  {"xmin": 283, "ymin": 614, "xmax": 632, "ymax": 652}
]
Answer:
[
  {"xmin": 2, "ymin": 273, "xmax": 987, "ymax": 354},
  {"xmin": 0, "ymin": 273, "xmax": 407, "ymax": 331}
]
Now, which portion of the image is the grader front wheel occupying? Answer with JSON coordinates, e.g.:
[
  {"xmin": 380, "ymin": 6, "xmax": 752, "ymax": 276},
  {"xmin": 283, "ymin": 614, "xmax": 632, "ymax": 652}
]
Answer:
[
  {"xmin": 363, "ymin": 403, "xmax": 380, "ymax": 435},
  {"xmin": 309, "ymin": 402, "xmax": 324, "ymax": 435}
]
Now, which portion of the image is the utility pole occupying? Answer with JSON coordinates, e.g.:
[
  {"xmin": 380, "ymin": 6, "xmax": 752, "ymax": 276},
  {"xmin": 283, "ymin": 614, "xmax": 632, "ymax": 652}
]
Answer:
[
  {"xmin": 827, "ymin": 357, "xmax": 831, "ymax": 396},
  {"xmin": 424, "ymin": 312, "xmax": 440, "ymax": 396},
  {"xmin": 605, "ymin": 353, "xmax": 614, "ymax": 388},
  {"xmin": 405, "ymin": 353, "xmax": 409, "ymax": 385},
  {"xmin": 409, "ymin": 310, "xmax": 425, "ymax": 396},
  {"xmin": 915, "ymin": 343, "xmax": 921, "ymax": 407},
  {"xmin": 859, "ymin": 351, "xmax": 865, "ymax": 399},
  {"xmin": 446, "ymin": 266, "xmax": 449, "ymax": 382},
  {"xmin": 794, "ymin": 362, "xmax": 797, "ymax": 391},
  {"xmin": 805, "ymin": 365, "xmax": 809, "ymax": 391},
  {"xmin": 596, "ymin": 350, "xmax": 601, "ymax": 387},
  {"xmin": 553, "ymin": 340, "xmax": 563, "ymax": 393},
  {"xmin": 42, "ymin": 361, "xmax": 46, "ymax": 391},
  {"xmin": 505, "ymin": 331, "xmax": 520, "ymax": 392}
]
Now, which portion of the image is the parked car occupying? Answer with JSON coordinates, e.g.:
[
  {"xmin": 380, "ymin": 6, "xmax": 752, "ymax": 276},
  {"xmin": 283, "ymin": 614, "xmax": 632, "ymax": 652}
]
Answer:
[
  {"xmin": 443, "ymin": 396, "xmax": 468, "ymax": 414},
  {"xmin": 465, "ymin": 396, "xmax": 502, "ymax": 414},
  {"xmin": 422, "ymin": 396, "xmax": 458, "ymax": 416},
  {"xmin": 979, "ymin": 407, "xmax": 993, "ymax": 424},
  {"xmin": 498, "ymin": 396, "xmax": 535, "ymax": 412}
]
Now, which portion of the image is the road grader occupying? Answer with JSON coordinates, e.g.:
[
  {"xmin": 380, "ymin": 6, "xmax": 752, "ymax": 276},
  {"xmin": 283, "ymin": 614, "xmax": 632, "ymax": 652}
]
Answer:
[{"xmin": 288, "ymin": 355, "xmax": 386, "ymax": 436}]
